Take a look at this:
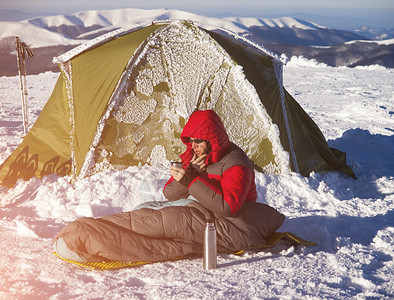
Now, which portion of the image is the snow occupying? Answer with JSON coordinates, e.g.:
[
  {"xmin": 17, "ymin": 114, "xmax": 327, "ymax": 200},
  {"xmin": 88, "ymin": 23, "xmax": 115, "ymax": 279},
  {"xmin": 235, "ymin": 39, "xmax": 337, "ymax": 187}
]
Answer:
[
  {"xmin": 0, "ymin": 21, "xmax": 86, "ymax": 47},
  {"xmin": 225, "ymin": 16, "xmax": 327, "ymax": 30},
  {"xmin": 1, "ymin": 8, "xmax": 332, "ymax": 49},
  {"xmin": 0, "ymin": 57, "xmax": 393, "ymax": 298},
  {"xmin": 345, "ymin": 38, "xmax": 394, "ymax": 45}
]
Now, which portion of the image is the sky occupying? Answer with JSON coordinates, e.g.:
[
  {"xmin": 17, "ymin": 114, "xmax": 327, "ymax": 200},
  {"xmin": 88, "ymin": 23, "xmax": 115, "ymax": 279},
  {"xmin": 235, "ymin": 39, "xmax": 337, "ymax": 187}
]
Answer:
[{"xmin": 1, "ymin": 0, "xmax": 393, "ymax": 28}]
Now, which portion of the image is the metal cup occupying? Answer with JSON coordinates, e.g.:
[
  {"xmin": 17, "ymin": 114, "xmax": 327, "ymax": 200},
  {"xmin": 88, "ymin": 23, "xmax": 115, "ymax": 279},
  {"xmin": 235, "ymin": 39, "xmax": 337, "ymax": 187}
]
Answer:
[{"xmin": 170, "ymin": 161, "xmax": 182, "ymax": 168}]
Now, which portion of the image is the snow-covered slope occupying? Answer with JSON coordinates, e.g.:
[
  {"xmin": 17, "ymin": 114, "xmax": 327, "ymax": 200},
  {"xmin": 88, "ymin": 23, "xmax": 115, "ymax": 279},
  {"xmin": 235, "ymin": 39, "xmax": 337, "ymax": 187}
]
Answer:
[
  {"xmin": 25, "ymin": 8, "xmax": 326, "ymax": 33},
  {"xmin": 346, "ymin": 38, "xmax": 394, "ymax": 45},
  {"xmin": 0, "ymin": 59, "xmax": 393, "ymax": 299},
  {"xmin": 26, "ymin": 8, "xmax": 209, "ymax": 29},
  {"xmin": 0, "ymin": 21, "xmax": 87, "ymax": 47},
  {"xmin": 225, "ymin": 16, "xmax": 326, "ymax": 30},
  {"xmin": 3, "ymin": 7, "xmax": 390, "ymax": 74},
  {"xmin": 0, "ymin": 7, "xmax": 392, "ymax": 73},
  {"xmin": 0, "ymin": 8, "xmax": 339, "ymax": 48}
]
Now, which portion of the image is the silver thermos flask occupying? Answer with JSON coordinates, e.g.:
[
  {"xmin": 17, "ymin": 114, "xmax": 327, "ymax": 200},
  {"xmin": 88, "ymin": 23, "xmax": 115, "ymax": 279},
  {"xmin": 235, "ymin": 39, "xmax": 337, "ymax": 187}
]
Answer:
[{"xmin": 203, "ymin": 220, "xmax": 217, "ymax": 269}]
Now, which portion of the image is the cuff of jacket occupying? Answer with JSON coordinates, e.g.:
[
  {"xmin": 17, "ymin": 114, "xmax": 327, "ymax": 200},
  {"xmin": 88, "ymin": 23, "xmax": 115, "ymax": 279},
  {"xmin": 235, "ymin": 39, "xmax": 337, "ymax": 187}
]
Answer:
[{"xmin": 179, "ymin": 168, "xmax": 196, "ymax": 186}]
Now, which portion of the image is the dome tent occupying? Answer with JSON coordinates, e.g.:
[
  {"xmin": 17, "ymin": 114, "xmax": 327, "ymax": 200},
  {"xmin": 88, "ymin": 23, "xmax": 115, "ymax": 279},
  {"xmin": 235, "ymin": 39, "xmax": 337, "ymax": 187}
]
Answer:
[{"xmin": 0, "ymin": 20, "xmax": 354, "ymax": 188}]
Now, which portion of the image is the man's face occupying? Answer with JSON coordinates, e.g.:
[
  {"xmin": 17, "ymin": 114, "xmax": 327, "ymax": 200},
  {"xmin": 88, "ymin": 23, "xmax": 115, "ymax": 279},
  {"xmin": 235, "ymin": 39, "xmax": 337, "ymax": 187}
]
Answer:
[{"xmin": 189, "ymin": 138, "xmax": 208, "ymax": 157}]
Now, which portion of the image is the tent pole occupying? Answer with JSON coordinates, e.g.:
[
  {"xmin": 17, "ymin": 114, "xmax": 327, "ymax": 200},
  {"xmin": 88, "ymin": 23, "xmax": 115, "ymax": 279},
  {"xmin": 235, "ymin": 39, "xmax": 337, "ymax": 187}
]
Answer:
[
  {"xmin": 15, "ymin": 37, "xmax": 34, "ymax": 137},
  {"xmin": 59, "ymin": 61, "xmax": 77, "ymax": 183},
  {"xmin": 274, "ymin": 60, "xmax": 299, "ymax": 173}
]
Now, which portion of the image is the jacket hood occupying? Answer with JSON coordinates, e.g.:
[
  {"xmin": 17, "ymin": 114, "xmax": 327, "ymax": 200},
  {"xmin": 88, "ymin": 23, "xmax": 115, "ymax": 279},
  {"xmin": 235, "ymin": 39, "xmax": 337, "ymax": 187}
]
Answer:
[{"xmin": 180, "ymin": 110, "xmax": 231, "ymax": 166}]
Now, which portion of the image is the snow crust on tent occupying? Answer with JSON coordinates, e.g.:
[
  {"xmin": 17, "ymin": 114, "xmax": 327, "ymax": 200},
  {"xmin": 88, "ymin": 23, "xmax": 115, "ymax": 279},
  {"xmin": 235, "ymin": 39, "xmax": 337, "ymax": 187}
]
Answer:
[
  {"xmin": 53, "ymin": 23, "xmax": 152, "ymax": 64},
  {"xmin": 79, "ymin": 21, "xmax": 289, "ymax": 178}
]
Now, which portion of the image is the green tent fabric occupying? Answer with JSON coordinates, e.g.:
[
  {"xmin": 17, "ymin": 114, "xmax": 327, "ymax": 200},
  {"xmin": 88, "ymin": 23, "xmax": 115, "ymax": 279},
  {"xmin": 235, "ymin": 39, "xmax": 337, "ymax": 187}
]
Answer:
[{"xmin": 0, "ymin": 20, "xmax": 354, "ymax": 188}]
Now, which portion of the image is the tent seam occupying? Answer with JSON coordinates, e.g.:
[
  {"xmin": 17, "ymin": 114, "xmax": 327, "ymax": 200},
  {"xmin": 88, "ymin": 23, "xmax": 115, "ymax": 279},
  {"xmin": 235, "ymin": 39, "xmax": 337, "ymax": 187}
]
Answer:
[
  {"xmin": 274, "ymin": 61, "xmax": 299, "ymax": 173},
  {"xmin": 59, "ymin": 61, "xmax": 77, "ymax": 181}
]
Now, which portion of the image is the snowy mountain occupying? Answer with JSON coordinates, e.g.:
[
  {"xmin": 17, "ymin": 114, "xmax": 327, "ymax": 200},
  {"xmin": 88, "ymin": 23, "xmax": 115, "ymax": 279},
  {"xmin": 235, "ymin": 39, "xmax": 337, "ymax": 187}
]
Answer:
[
  {"xmin": 270, "ymin": 39, "xmax": 394, "ymax": 69},
  {"xmin": 352, "ymin": 26, "xmax": 394, "ymax": 40},
  {"xmin": 0, "ymin": 8, "xmax": 393, "ymax": 76},
  {"xmin": 1, "ymin": 8, "xmax": 352, "ymax": 47}
]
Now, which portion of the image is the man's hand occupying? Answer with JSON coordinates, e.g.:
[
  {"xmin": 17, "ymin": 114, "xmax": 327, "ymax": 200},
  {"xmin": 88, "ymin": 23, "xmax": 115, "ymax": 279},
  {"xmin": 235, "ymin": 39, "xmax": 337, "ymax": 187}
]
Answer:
[
  {"xmin": 170, "ymin": 166, "xmax": 186, "ymax": 181},
  {"xmin": 190, "ymin": 153, "xmax": 207, "ymax": 173}
]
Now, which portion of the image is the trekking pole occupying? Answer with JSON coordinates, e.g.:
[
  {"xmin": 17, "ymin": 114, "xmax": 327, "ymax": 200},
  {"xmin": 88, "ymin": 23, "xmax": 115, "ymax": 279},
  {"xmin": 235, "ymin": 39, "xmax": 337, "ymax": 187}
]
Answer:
[{"xmin": 15, "ymin": 37, "xmax": 34, "ymax": 136}]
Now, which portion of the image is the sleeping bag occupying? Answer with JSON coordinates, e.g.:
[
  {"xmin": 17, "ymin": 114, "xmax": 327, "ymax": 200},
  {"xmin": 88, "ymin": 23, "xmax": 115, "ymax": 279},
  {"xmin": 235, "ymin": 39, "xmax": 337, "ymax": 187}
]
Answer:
[
  {"xmin": 53, "ymin": 198, "xmax": 285, "ymax": 263},
  {"xmin": 53, "ymin": 110, "xmax": 285, "ymax": 263}
]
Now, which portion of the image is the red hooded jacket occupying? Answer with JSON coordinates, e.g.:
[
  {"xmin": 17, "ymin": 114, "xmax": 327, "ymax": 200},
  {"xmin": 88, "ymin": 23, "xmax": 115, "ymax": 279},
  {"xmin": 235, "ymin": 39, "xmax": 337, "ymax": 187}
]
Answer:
[{"xmin": 163, "ymin": 110, "xmax": 257, "ymax": 217}]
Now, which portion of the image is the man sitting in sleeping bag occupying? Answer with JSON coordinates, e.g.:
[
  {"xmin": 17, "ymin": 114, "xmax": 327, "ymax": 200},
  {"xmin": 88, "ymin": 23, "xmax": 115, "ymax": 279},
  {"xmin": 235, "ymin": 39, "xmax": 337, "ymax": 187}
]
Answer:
[
  {"xmin": 164, "ymin": 109, "xmax": 258, "ymax": 218},
  {"xmin": 53, "ymin": 110, "xmax": 285, "ymax": 263}
]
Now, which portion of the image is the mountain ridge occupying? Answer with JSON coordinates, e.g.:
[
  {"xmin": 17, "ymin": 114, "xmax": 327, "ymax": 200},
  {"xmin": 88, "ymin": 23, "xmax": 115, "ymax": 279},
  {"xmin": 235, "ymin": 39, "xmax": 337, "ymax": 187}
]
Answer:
[
  {"xmin": 0, "ymin": 8, "xmax": 393, "ymax": 76},
  {"xmin": 2, "ymin": 8, "xmax": 339, "ymax": 47}
]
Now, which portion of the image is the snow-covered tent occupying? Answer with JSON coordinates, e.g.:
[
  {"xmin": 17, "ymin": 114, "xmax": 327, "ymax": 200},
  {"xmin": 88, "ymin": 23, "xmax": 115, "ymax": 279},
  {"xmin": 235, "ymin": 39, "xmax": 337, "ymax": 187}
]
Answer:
[{"xmin": 0, "ymin": 20, "xmax": 354, "ymax": 188}]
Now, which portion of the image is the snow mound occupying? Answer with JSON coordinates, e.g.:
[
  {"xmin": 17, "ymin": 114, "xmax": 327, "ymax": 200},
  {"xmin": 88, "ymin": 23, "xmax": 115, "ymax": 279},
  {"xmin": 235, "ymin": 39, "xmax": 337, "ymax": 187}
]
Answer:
[{"xmin": 286, "ymin": 56, "xmax": 329, "ymax": 68}]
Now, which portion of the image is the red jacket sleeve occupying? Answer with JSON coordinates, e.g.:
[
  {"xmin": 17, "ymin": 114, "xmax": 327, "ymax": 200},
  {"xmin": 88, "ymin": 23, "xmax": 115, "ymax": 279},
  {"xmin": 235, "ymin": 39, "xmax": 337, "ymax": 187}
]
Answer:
[
  {"xmin": 188, "ymin": 165, "xmax": 254, "ymax": 217},
  {"xmin": 163, "ymin": 177, "xmax": 189, "ymax": 201}
]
